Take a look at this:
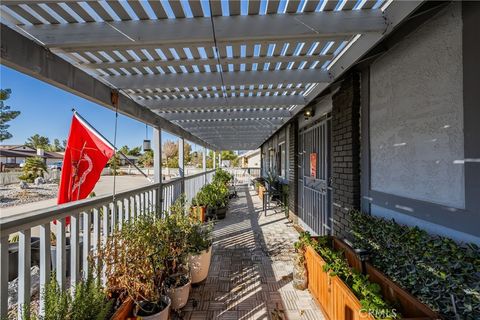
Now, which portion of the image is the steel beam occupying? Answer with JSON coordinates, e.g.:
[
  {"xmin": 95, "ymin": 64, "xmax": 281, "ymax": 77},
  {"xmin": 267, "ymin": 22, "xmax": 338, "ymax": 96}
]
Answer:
[
  {"xmin": 17, "ymin": 10, "xmax": 386, "ymax": 49},
  {"xmin": 102, "ymin": 69, "xmax": 331, "ymax": 90},
  {"xmin": 0, "ymin": 24, "xmax": 216, "ymax": 150},
  {"xmin": 143, "ymin": 95, "xmax": 305, "ymax": 110}
]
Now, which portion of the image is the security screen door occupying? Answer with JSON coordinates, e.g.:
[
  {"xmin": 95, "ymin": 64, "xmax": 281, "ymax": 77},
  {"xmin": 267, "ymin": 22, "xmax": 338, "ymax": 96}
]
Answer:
[{"xmin": 298, "ymin": 116, "xmax": 332, "ymax": 235}]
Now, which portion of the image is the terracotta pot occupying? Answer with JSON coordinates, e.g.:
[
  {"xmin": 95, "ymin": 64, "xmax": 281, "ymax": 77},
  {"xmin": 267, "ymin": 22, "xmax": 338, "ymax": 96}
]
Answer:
[
  {"xmin": 133, "ymin": 296, "xmax": 171, "ymax": 320},
  {"xmin": 189, "ymin": 247, "xmax": 212, "ymax": 284},
  {"xmin": 166, "ymin": 279, "xmax": 191, "ymax": 310}
]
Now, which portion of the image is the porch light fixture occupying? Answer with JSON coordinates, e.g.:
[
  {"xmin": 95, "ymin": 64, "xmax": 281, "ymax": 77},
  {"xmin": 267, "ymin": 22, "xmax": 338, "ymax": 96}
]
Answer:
[{"xmin": 304, "ymin": 108, "xmax": 314, "ymax": 120}]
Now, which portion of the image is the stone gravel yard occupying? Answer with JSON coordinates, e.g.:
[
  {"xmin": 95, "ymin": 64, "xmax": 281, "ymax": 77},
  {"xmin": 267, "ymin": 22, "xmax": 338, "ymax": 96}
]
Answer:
[{"xmin": 0, "ymin": 183, "xmax": 58, "ymax": 208}]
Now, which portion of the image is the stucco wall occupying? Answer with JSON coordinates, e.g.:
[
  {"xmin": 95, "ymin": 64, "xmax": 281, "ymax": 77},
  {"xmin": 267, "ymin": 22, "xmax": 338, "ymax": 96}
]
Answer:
[
  {"xmin": 370, "ymin": 3, "xmax": 464, "ymax": 208},
  {"xmin": 247, "ymin": 154, "xmax": 261, "ymax": 167}
]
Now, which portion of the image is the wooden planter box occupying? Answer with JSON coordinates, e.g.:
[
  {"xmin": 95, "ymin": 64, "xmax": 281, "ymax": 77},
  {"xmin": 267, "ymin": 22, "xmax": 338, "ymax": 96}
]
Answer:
[
  {"xmin": 258, "ymin": 185, "xmax": 266, "ymax": 200},
  {"xmin": 110, "ymin": 297, "xmax": 134, "ymax": 320},
  {"xmin": 304, "ymin": 238, "xmax": 441, "ymax": 320},
  {"xmin": 305, "ymin": 245, "xmax": 374, "ymax": 320},
  {"xmin": 191, "ymin": 206, "xmax": 207, "ymax": 222}
]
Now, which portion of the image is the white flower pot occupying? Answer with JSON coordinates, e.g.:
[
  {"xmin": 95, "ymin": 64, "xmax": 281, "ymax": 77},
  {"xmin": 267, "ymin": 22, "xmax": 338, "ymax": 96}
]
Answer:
[
  {"xmin": 133, "ymin": 296, "xmax": 171, "ymax": 320},
  {"xmin": 166, "ymin": 279, "xmax": 191, "ymax": 310},
  {"xmin": 189, "ymin": 247, "xmax": 212, "ymax": 284}
]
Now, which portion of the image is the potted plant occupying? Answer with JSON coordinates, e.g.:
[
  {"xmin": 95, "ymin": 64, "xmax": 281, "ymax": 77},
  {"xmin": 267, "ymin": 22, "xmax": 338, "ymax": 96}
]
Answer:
[
  {"xmin": 98, "ymin": 216, "xmax": 172, "ymax": 319},
  {"xmin": 212, "ymin": 168, "xmax": 233, "ymax": 186},
  {"xmin": 187, "ymin": 221, "xmax": 214, "ymax": 284},
  {"xmin": 204, "ymin": 182, "xmax": 229, "ymax": 220},
  {"xmin": 30, "ymin": 271, "xmax": 112, "ymax": 320},
  {"xmin": 155, "ymin": 198, "xmax": 192, "ymax": 310},
  {"xmin": 191, "ymin": 188, "xmax": 208, "ymax": 223}
]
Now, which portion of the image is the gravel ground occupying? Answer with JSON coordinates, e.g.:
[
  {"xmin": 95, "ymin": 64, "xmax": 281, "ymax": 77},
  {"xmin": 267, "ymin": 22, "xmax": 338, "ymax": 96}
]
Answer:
[{"xmin": 0, "ymin": 183, "xmax": 58, "ymax": 208}]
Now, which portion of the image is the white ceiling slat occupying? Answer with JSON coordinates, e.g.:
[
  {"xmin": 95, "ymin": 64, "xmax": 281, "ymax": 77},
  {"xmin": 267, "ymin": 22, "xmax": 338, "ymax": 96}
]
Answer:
[
  {"xmin": 249, "ymin": 0, "xmax": 261, "ymax": 15},
  {"xmin": 188, "ymin": 0, "xmax": 204, "ymax": 17},
  {"xmin": 169, "ymin": 1, "xmax": 185, "ymax": 19},
  {"xmin": 0, "ymin": 8, "xmax": 23, "ymax": 25},
  {"xmin": 343, "ymin": 0, "xmax": 359, "ymax": 11},
  {"xmin": 101, "ymin": 68, "xmax": 331, "ymax": 90},
  {"xmin": 362, "ymin": 1, "xmax": 379, "ymax": 10},
  {"xmin": 1, "ymin": 0, "xmax": 424, "ymax": 150},
  {"xmin": 65, "ymin": 2, "xmax": 95, "ymax": 22},
  {"xmin": 286, "ymin": 0, "xmax": 301, "ymax": 13},
  {"xmin": 45, "ymin": 3, "xmax": 76, "ymax": 23},
  {"xmin": 178, "ymin": 119, "xmax": 285, "ymax": 128},
  {"xmin": 324, "ymin": 0, "xmax": 341, "ymax": 11},
  {"xmin": 159, "ymin": 109, "xmax": 292, "ymax": 121},
  {"xmin": 86, "ymin": 2, "xmax": 114, "ymax": 21},
  {"xmin": 142, "ymin": 95, "xmax": 305, "ymax": 110},
  {"xmin": 267, "ymin": 0, "xmax": 281, "ymax": 14},
  {"xmin": 127, "ymin": 1, "xmax": 150, "ymax": 20},
  {"xmin": 28, "ymin": 4, "xmax": 60, "ymax": 24},
  {"xmin": 0, "ymin": 24, "xmax": 216, "ymax": 150},
  {"xmin": 304, "ymin": 0, "xmax": 321, "ymax": 12},
  {"xmin": 229, "ymin": 0, "xmax": 241, "ymax": 16},
  {"xmin": 5, "ymin": 4, "xmax": 42, "ymax": 24},
  {"xmin": 21, "ymin": 10, "xmax": 386, "ymax": 50},
  {"xmin": 106, "ymin": 1, "xmax": 130, "ymax": 20},
  {"xmin": 147, "ymin": 0, "xmax": 168, "ymax": 19},
  {"xmin": 210, "ymin": 1, "xmax": 222, "ymax": 17},
  {"xmin": 132, "ymin": 85, "xmax": 304, "ymax": 99}
]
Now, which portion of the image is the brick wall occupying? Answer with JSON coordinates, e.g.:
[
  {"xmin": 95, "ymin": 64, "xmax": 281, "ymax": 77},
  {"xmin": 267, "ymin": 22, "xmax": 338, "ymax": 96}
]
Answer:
[
  {"xmin": 288, "ymin": 122, "xmax": 298, "ymax": 221},
  {"xmin": 331, "ymin": 73, "xmax": 361, "ymax": 239}
]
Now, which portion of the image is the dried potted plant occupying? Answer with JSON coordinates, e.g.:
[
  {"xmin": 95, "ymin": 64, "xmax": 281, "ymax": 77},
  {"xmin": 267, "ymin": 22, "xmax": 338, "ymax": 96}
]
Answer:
[
  {"xmin": 188, "ymin": 220, "xmax": 214, "ymax": 284},
  {"xmin": 98, "ymin": 216, "xmax": 171, "ymax": 319}
]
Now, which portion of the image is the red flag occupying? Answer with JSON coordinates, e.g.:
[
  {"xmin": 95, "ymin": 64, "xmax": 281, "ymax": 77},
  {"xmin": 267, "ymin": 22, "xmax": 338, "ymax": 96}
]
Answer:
[{"xmin": 57, "ymin": 113, "xmax": 115, "ymax": 205}]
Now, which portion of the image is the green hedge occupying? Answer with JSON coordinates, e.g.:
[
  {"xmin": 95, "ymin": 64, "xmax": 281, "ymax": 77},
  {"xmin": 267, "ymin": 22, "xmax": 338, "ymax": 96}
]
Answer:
[{"xmin": 350, "ymin": 211, "xmax": 480, "ymax": 320}]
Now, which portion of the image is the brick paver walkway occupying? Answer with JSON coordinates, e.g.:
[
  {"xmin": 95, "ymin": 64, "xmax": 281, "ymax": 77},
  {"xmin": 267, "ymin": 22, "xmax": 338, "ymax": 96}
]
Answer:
[{"xmin": 181, "ymin": 185, "xmax": 325, "ymax": 320}]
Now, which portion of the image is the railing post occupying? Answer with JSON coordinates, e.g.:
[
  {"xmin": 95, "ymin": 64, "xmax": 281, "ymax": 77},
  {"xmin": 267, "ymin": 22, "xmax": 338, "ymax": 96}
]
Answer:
[
  {"xmin": 18, "ymin": 229, "xmax": 31, "ymax": 319},
  {"xmin": 92, "ymin": 208, "xmax": 100, "ymax": 278},
  {"xmin": 70, "ymin": 213, "xmax": 80, "ymax": 289},
  {"xmin": 39, "ymin": 223, "xmax": 51, "ymax": 316},
  {"xmin": 56, "ymin": 218, "xmax": 66, "ymax": 290},
  {"xmin": 153, "ymin": 127, "xmax": 162, "ymax": 216},
  {"xmin": 179, "ymin": 138, "xmax": 185, "ymax": 194},
  {"xmin": 213, "ymin": 151, "xmax": 216, "ymax": 169},
  {"xmin": 202, "ymin": 147, "xmax": 207, "ymax": 185},
  {"xmin": 0, "ymin": 235, "xmax": 9, "ymax": 319},
  {"xmin": 82, "ymin": 212, "xmax": 91, "ymax": 279}
]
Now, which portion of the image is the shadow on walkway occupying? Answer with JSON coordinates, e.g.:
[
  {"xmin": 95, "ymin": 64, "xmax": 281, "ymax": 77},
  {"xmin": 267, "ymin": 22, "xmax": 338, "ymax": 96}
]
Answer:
[{"xmin": 179, "ymin": 185, "xmax": 324, "ymax": 320}]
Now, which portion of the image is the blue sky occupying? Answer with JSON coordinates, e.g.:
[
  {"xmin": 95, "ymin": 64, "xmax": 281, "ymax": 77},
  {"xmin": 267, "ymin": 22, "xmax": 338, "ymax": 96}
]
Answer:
[{"xmin": 0, "ymin": 66, "xmax": 198, "ymax": 150}]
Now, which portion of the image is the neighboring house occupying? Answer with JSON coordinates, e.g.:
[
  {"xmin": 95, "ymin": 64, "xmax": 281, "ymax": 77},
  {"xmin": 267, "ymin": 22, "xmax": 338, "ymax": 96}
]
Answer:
[
  {"xmin": 0, "ymin": 145, "xmax": 64, "ymax": 169},
  {"xmin": 119, "ymin": 155, "xmax": 140, "ymax": 166},
  {"xmin": 238, "ymin": 149, "xmax": 260, "ymax": 168}
]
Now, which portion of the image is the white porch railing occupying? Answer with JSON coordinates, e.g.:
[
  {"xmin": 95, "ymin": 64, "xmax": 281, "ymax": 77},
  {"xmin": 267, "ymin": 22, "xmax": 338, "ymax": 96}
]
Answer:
[
  {"xmin": 226, "ymin": 167, "xmax": 261, "ymax": 185},
  {"xmin": 0, "ymin": 169, "xmax": 215, "ymax": 319}
]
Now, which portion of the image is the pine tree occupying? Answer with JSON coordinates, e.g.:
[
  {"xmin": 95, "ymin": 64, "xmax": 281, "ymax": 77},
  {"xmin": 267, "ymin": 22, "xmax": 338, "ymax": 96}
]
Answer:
[{"xmin": 0, "ymin": 89, "xmax": 21, "ymax": 142}]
